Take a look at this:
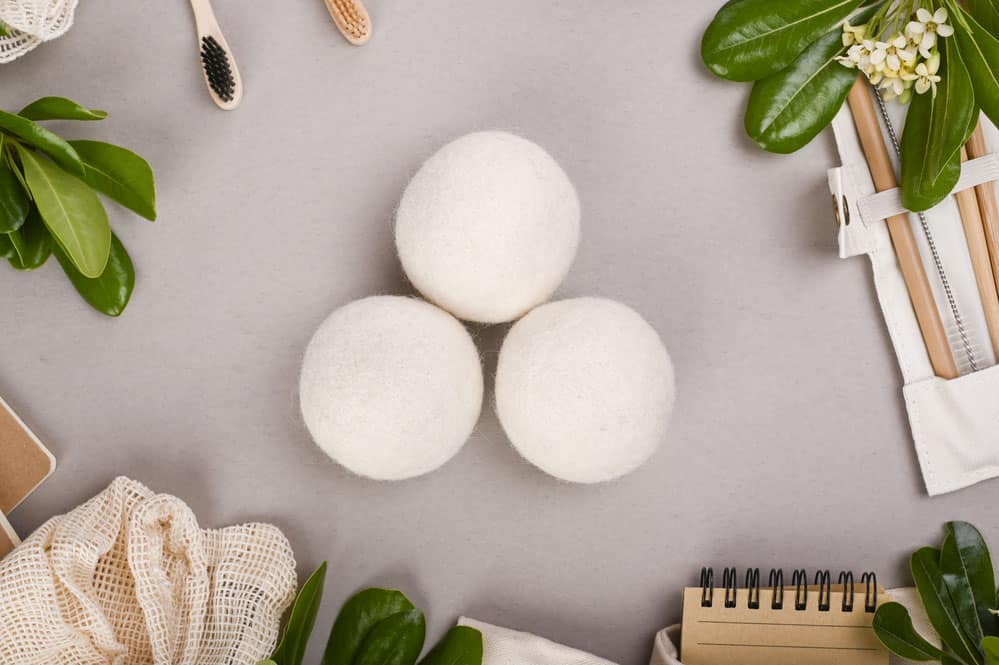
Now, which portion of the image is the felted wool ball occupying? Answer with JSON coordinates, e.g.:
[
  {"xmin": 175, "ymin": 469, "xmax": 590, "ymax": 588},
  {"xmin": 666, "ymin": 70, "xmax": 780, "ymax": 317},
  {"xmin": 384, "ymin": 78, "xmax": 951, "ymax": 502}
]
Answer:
[
  {"xmin": 299, "ymin": 296, "xmax": 483, "ymax": 481},
  {"xmin": 495, "ymin": 297, "xmax": 675, "ymax": 483},
  {"xmin": 395, "ymin": 131, "xmax": 581, "ymax": 324}
]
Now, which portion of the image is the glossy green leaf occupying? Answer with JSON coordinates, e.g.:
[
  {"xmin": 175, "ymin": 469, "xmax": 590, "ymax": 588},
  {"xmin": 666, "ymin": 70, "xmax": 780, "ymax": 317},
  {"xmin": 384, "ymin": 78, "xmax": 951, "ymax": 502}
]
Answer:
[
  {"xmin": 984, "ymin": 636, "xmax": 999, "ymax": 665},
  {"xmin": 6, "ymin": 143, "xmax": 31, "ymax": 195},
  {"xmin": 69, "ymin": 140, "xmax": 156, "ymax": 220},
  {"xmin": 903, "ymin": 142, "xmax": 962, "ymax": 212},
  {"xmin": 256, "ymin": 661, "xmax": 278, "ymax": 665},
  {"xmin": 0, "ymin": 21, "xmax": 8, "ymax": 37},
  {"xmin": 0, "ymin": 109, "xmax": 82, "ymax": 175},
  {"xmin": 940, "ymin": 533, "xmax": 986, "ymax": 659},
  {"xmin": 15, "ymin": 144, "xmax": 110, "ymax": 278},
  {"xmin": 965, "ymin": 0, "xmax": 999, "ymax": 37},
  {"xmin": 54, "ymin": 232, "xmax": 133, "ymax": 316},
  {"xmin": 944, "ymin": 522, "xmax": 999, "ymax": 638},
  {"xmin": 965, "ymin": 107, "xmax": 982, "ymax": 146},
  {"xmin": 8, "ymin": 208, "xmax": 53, "ymax": 271},
  {"xmin": 0, "ymin": 155, "xmax": 30, "ymax": 233},
  {"xmin": 322, "ymin": 588, "xmax": 416, "ymax": 665},
  {"xmin": 745, "ymin": 29, "xmax": 857, "ymax": 153},
  {"xmin": 353, "ymin": 609, "xmax": 426, "ymax": 665},
  {"xmin": 911, "ymin": 547, "xmax": 983, "ymax": 665},
  {"xmin": 271, "ymin": 562, "xmax": 327, "ymax": 665},
  {"xmin": 954, "ymin": 8, "xmax": 999, "ymax": 130},
  {"xmin": 900, "ymin": 38, "xmax": 975, "ymax": 212},
  {"xmin": 930, "ymin": 37, "xmax": 975, "ymax": 178},
  {"xmin": 0, "ymin": 233, "xmax": 15, "ymax": 261},
  {"xmin": 418, "ymin": 626, "xmax": 483, "ymax": 665},
  {"xmin": 18, "ymin": 97, "xmax": 107, "ymax": 122},
  {"xmin": 873, "ymin": 602, "xmax": 945, "ymax": 661},
  {"xmin": 701, "ymin": 0, "xmax": 863, "ymax": 81}
]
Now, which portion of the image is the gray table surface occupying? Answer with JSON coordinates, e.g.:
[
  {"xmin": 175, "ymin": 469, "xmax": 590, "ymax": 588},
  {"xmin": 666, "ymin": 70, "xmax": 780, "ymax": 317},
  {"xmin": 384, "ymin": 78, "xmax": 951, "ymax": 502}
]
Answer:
[{"xmin": 3, "ymin": 2, "xmax": 998, "ymax": 664}]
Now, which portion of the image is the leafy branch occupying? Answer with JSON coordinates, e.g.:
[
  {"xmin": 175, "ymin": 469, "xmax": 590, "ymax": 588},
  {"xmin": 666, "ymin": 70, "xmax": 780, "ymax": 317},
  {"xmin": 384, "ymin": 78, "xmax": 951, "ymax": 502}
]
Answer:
[
  {"xmin": 872, "ymin": 521, "xmax": 999, "ymax": 665},
  {"xmin": 0, "ymin": 97, "xmax": 156, "ymax": 316},
  {"xmin": 701, "ymin": 0, "xmax": 999, "ymax": 211},
  {"xmin": 260, "ymin": 563, "xmax": 483, "ymax": 665}
]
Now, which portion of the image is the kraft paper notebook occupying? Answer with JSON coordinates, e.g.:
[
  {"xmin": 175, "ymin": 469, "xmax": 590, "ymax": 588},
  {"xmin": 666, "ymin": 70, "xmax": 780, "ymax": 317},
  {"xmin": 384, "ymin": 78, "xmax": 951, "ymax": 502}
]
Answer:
[
  {"xmin": 0, "ymin": 512, "xmax": 18, "ymax": 558},
  {"xmin": 0, "ymin": 395, "xmax": 56, "ymax": 515},
  {"xmin": 681, "ymin": 568, "xmax": 889, "ymax": 665}
]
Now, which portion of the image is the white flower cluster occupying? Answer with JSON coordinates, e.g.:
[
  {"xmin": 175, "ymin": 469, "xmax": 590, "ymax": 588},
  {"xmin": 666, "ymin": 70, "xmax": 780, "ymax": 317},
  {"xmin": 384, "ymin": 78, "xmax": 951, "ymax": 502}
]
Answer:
[{"xmin": 837, "ymin": 6, "xmax": 954, "ymax": 103}]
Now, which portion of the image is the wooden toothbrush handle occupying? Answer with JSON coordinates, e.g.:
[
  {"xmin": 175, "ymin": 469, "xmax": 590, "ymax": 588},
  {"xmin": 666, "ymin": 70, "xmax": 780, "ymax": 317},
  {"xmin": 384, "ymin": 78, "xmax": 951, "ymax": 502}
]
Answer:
[
  {"xmin": 846, "ymin": 78, "xmax": 959, "ymax": 379},
  {"xmin": 188, "ymin": 0, "xmax": 221, "ymax": 37}
]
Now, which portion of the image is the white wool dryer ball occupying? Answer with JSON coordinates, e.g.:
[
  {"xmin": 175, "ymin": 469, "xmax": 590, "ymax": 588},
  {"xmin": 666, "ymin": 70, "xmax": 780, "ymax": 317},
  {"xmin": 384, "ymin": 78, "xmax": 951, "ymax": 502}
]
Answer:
[
  {"xmin": 299, "ymin": 296, "xmax": 484, "ymax": 481},
  {"xmin": 395, "ymin": 131, "xmax": 581, "ymax": 324},
  {"xmin": 495, "ymin": 297, "xmax": 675, "ymax": 483}
]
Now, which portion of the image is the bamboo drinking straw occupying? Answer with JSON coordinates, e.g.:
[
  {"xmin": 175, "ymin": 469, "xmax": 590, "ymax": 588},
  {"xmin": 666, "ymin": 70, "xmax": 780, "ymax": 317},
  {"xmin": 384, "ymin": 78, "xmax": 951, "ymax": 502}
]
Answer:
[
  {"xmin": 966, "ymin": 123, "xmax": 999, "ymax": 299},
  {"xmin": 956, "ymin": 144, "xmax": 999, "ymax": 357},
  {"xmin": 846, "ymin": 78, "xmax": 959, "ymax": 379}
]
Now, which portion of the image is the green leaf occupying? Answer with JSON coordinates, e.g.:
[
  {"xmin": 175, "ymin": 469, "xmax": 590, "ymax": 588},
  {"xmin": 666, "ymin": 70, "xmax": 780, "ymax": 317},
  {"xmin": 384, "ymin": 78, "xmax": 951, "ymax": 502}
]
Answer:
[
  {"xmin": 954, "ymin": 8, "xmax": 999, "ymax": 130},
  {"xmin": 965, "ymin": 0, "xmax": 999, "ymax": 37},
  {"xmin": 873, "ymin": 602, "xmax": 946, "ymax": 661},
  {"xmin": 15, "ymin": 144, "xmax": 110, "ymax": 278},
  {"xmin": 68, "ymin": 140, "xmax": 156, "ymax": 220},
  {"xmin": 940, "ymin": 533, "xmax": 987, "ymax": 660},
  {"xmin": 6, "ymin": 143, "xmax": 31, "ymax": 195},
  {"xmin": 353, "ymin": 609, "xmax": 426, "ymax": 665},
  {"xmin": 271, "ymin": 562, "xmax": 327, "ymax": 665},
  {"xmin": 900, "ymin": 38, "xmax": 975, "ymax": 212},
  {"xmin": 902, "ymin": 139, "xmax": 962, "ymax": 212},
  {"xmin": 0, "ymin": 155, "xmax": 30, "ymax": 233},
  {"xmin": 256, "ymin": 661, "xmax": 279, "ymax": 665},
  {"xmin": 911, "ymin": 546, "xmax": 984, "ymax": 665},
  {"xmin": 418, "ymin": 627, "xmax": 483, "ymax": 665},
  {"xmin": 18, "ymin": 97, "xmax": 107, "ymax": 122},
  {"xmin": 744, "ymin": 29, "xmax": 857, "ymax": 153},
  {"xmin": 701, "ymin": 0, "xmax": 864, "ymax": 81},
  {"xmin": 944, "ymin": 523, "xmax": 999, "ymax": 638},
  {"xmin": 322, "ymin": 588, "xmax": 416, "ymax": 665},
  {"xmin": 929, "ymin": 37, "xmax": 975, "ymax": 178},
  {"xmin": 54, "ymin": 232, "xmax": 134, "ymax": 316},
  {"xmin": 7, "ymin": 207, "xmax": 52, "ymax": 270},
  {"xmin": 984, "ymin": 636, "xmax": 999, "ymax": 665},
  {"xmin": 0, "ymin": 233, "xmax": 15, "ymax": 261},
  {"xmin": 0, "ymin": 109, "xmax": 83, "ymax": 175}
]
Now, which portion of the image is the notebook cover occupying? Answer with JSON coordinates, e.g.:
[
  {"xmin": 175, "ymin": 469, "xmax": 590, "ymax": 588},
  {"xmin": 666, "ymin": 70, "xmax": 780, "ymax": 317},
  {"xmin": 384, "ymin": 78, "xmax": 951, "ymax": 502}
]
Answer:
[
  {"xmin": 0, "ymin": 511, "xmax": 18, "ymax": 559},
  {"xmin": 681, "ymin": 586, "xmax": 889, "ymax": 665},
  {"xmin": 0, "ymin": 396, "xmax": 56, "ymax": 515}
]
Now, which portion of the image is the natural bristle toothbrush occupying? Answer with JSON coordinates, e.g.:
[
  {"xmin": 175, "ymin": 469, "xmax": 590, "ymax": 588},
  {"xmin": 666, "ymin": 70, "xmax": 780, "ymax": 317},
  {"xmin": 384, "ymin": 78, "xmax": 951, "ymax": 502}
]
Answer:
[
  {"xmin": 323, "ymin": 0, "xmax": 372, "ymax": 46},
  {"xmin": 188, "ymin": 0, "xmax": 243, "ymax": 110}
]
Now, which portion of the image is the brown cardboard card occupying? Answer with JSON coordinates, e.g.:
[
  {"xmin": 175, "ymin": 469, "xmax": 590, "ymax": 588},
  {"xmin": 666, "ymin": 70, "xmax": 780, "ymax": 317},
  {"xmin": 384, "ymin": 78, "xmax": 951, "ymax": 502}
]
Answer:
[
  {"xmin": 681, "ymin": 586, "xmax": 889, "ymax": 665},
  {"xmin": 0, "ymin": 511, "xmax": 18, "ymax": 559},
  {"xmin": 0, "ymin": 396, "xmax": 56, "ymax": 514}
]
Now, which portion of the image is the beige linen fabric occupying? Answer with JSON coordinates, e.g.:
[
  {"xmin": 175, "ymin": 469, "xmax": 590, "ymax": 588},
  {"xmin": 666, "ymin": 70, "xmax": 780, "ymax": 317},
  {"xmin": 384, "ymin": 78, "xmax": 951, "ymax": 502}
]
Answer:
[
  {"xmin": 0, "ymin": 477, "xmax": 297, "ymax": 665},
  {"xmin": 459, "ymin": 617, "xmax": 619, "ymax": 665}
]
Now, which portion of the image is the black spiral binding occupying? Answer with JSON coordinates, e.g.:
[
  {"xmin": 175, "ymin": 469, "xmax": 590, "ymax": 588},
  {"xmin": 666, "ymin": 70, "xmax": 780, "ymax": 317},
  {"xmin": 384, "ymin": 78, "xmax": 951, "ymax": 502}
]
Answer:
[{"xmin": 698, "ymin": 568, "xmax": 879, "ymax": 612}]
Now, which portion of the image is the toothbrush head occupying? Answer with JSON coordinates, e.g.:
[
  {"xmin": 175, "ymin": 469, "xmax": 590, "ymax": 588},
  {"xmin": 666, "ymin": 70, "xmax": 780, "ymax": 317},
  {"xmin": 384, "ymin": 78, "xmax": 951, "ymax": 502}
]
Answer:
[{"xmin": 200, "ymin": 36, "xmax": 236, "ymax": 104}]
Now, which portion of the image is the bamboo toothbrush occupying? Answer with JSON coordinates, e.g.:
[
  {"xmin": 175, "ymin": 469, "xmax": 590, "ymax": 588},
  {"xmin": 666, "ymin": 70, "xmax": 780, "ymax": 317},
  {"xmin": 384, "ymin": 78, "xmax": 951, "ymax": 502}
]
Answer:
[
  {"xmin": 846, "ymin": 78, "xmax": 959, "ymax": 379},
  {"xmin": 955, "ymin": 144, "xmax": 999, "ymax": 358},
  {"xmin": 966, "ymin": 123, "xmax": 999, "ymax": 300},
  {"xmin": 323, "ymin": 0, "xmax": 372, "ymax": 45},
  {"xmin": 188, "ymin": 0, "xmax": 243, "ymax": 110}
]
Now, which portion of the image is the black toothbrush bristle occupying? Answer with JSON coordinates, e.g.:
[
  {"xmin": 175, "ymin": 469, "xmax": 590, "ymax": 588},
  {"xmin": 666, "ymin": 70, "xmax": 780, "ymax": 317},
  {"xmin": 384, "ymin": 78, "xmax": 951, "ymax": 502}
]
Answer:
[{"xmin": 200, "ymin": 36, "xmax": 236, "ymax": 102}]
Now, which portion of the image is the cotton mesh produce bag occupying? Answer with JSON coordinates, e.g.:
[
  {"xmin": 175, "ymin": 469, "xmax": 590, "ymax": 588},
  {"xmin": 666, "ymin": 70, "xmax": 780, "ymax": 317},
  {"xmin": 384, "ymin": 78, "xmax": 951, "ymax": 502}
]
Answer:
[
  {"xmin": 0, "ymin": 477, "xmax": 298, "ymax": 665},
  {"xmin": 0, "ymin": 0, "xmax": 77, "ymax": 62}
]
